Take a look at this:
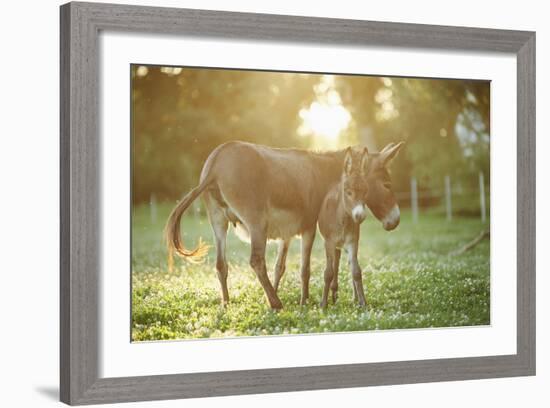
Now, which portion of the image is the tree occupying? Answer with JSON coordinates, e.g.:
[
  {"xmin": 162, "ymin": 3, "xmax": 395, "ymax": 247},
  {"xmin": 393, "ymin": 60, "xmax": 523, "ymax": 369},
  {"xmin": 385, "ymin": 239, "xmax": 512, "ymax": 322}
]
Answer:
[{"xmin": 131, "ymin": 66, "xmax": 318, "ymax": 203}]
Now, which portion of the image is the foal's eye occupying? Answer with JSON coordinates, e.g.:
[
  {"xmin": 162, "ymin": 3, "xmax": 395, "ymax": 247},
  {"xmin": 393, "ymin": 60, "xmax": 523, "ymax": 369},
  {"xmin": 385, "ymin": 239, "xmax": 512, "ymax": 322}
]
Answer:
[
  {"xmin": 383, "ymin": 182, "xmax": 392, "ymax": 189},
  {"xmin": 345, "ymin": 190, "xmax": 353, "ymax": 197}
]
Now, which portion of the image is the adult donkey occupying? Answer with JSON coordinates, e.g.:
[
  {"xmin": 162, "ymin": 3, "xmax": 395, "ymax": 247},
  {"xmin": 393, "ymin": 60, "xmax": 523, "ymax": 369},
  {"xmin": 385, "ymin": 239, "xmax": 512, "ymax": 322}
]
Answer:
[
  {"xmin": 272, "ymin": 142, "xmax": 404, "ymax": 296},
  {"xmin": 165, "ymin": 141, "xmax": 403, "ymax": 309}
]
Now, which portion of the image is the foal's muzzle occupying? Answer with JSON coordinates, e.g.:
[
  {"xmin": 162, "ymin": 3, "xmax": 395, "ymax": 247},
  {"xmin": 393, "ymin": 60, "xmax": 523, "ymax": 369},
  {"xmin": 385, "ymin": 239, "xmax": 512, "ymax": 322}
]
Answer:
[{"xmin": 352, "ymin": 204, "xmax": 367, "ymax": 224}]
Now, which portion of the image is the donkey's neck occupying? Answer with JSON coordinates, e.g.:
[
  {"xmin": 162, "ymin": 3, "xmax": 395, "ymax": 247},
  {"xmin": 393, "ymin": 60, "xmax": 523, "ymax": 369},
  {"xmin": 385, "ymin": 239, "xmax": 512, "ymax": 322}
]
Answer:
[{"xmin": 309, "ymin": 149, "xmax": 348, "ymax": 192}]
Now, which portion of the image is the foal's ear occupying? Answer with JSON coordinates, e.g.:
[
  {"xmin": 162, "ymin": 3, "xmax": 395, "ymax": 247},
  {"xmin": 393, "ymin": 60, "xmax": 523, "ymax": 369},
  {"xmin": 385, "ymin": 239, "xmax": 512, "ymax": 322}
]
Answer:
[
  {"xmin": 360, "ymin": 146, "xmax": 369, "ymax": 174},
  {"xmin": 344, "ymin": 147, "xmax": 353, "ymax": 175},
  {"xmin": 380, "ymin": 141, "xmax": 404, "ymax": 166}
]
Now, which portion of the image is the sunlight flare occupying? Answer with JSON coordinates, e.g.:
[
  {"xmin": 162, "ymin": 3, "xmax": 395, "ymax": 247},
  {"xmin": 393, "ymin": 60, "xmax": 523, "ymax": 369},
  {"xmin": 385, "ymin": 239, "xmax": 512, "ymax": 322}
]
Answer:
[
  {"xmin": 299, "ymin": 101, "xmax": 351, "ymax": 141},
  {"xmin": 298, "ymin": 75, "xmax": 351, "ymax": 147}
]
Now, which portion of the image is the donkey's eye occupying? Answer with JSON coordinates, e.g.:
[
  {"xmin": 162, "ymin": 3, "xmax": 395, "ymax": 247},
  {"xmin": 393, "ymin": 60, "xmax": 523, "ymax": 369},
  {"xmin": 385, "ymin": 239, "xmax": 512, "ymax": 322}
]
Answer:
[
  {"xmin": 345, "ymin": 190, "xmax": 353, "ymax": 197},
  {"xmin": 383, "ymin": 182, "xmax": 392, "ymax": 189}
]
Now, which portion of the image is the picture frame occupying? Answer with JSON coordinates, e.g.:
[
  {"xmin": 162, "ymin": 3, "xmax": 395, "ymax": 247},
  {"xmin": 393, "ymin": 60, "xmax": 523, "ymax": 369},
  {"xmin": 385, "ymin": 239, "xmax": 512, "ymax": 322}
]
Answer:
[{"xmin": 60, "ymin": 1, "xmax": 536, "ymax": 405}]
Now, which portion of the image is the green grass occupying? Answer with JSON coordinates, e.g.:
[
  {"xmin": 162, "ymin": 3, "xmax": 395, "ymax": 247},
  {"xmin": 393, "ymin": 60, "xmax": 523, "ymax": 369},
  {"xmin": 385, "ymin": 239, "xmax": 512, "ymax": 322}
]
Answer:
[{"xmin": 132, "ymin": 203, "xmax": 490, "ymax": 341}]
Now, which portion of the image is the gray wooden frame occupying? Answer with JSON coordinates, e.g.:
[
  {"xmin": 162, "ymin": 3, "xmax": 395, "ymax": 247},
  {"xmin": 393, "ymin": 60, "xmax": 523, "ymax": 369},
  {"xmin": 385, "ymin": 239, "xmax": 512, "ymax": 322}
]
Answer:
[{"xmin": 60, "ymin": 1, "xmax": 536, "ymax": 405}]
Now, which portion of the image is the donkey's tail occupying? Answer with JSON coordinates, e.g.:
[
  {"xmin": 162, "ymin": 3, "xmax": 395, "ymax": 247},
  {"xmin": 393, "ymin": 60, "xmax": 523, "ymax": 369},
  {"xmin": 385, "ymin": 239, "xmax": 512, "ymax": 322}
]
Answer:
[
  {"xmin": 164, "ymin": 142, "xmax": 233, "ymax": 270},
  {"xmin": 164, "ymin": 180, "xmax": 211, "ymax": 270}
]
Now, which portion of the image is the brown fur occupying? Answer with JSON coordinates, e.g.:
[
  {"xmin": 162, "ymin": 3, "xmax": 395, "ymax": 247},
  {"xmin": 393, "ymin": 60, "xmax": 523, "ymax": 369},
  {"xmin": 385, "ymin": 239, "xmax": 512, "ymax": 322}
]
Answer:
[
  {"xmin": 363, "ymin": 142, "xmax": 404, "ymax": 229},
  {"xmin": 164, "ymin": 141, "xmax": 403, "ymax": 310},
  {"xmin": 318, "ymin": 148, "xmax": 369, "ymax": 307},
  {"xmin": 317, "ymin": 142, "xmax": 404, "ymax": 307},
  {"xmin": 165, "ymin": 141, "xmax": 347, "ymax": 309}
]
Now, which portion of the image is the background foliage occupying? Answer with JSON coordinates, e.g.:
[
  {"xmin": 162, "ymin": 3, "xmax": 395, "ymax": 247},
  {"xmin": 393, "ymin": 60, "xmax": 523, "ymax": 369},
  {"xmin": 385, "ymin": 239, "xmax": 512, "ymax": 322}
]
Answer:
[{"xmin": 132, "ymin": 65, "xmax": 490, "ymax": 212}]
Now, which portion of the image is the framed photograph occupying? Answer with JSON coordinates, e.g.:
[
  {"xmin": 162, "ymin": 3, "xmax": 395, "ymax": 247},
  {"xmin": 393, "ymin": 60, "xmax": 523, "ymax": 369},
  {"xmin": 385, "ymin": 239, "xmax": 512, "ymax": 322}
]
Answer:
[{"xmin": 60, "ymin": 1, "xmax": 535, "ymax": 405}]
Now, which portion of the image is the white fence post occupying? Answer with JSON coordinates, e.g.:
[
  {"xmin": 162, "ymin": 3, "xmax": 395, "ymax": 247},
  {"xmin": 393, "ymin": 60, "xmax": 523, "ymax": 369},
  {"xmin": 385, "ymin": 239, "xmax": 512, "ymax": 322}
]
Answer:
[
  {"xmin": 445, "ymin": 175, "xmax": 452, "ymax": 221},
  {"xmin": 150, "ymin": 193, "xmax": 157, "ymax": 225},
  {"xmin": 479, "ymin": 171, "xmax": 487, "ymax": 223},
  {"xmin": 410, "ymin": 177, "xmax": 418, "ymax": 223}
]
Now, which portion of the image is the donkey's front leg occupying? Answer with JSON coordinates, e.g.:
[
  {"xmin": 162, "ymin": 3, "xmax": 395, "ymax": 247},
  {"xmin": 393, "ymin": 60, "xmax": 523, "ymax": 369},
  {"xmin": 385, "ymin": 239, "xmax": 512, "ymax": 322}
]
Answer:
[
  {"xmin": 299, "ymin": 228, "xmax": 316, "ymax": 306},
  {"xmin": 347, "ymin": 238, "xmax": 366, "ymax": 307}
]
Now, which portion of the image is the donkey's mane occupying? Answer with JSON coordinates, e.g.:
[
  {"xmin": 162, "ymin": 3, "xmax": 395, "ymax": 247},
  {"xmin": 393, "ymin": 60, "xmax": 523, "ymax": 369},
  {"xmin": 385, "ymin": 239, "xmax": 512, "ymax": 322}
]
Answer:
[
  {"xmin": 307, "ymin": 148, "xmax": 347, "ymax": 157},
  {"xmin": 266, "ymin": 145, "xmax": 347, "ymax": 158}
]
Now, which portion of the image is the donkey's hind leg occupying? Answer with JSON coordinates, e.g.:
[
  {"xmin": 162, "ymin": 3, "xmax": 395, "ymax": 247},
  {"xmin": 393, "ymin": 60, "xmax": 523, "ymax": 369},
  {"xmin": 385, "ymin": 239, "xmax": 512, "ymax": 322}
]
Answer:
[
  {"xmin": 273, "ymin": 239, "xmax": 290, "ymax": 293},
  {"xmin": 248, "ymin": 225, "xmax": 283, "ymax": 310},
  {"xmin": 203, "ymin": 193, "xmax": 230, "ymax": 306}
]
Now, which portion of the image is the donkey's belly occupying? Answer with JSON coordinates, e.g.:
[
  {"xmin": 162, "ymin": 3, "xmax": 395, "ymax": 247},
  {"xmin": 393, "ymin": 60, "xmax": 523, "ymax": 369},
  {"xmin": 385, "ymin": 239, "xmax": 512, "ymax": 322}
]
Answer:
[
  {"xmin": 266, "ymin": 208, "xmax": 304, "ymax": 240},
  {"xmin": 227, "ymin": 206, "xmax": 304, "ymax": 242}
]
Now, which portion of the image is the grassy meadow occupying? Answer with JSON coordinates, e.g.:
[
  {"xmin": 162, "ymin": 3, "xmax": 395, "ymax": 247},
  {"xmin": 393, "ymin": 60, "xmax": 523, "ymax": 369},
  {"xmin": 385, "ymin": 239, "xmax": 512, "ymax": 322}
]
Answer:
[{"xmin": 131, "ymin": 203, "xmax": 490, "ymax": 341}]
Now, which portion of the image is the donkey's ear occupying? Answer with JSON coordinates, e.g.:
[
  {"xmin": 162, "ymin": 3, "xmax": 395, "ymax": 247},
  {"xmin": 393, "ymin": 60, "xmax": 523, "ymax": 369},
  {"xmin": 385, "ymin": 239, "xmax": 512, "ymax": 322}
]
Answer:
[
  {"xmin": 380, "ymin": 141, "xmax": 404, "ymax": 166},
  {"xmin": 360, "ymin": 146, "xmax": 369, "ymax": 174},
  {"xmin": 380, "ymin": 142, "xmax": 396, "ymax": 154},
  {"xmin": 344, "ymin": 147, "xmax": 353, "ymax": 175}
]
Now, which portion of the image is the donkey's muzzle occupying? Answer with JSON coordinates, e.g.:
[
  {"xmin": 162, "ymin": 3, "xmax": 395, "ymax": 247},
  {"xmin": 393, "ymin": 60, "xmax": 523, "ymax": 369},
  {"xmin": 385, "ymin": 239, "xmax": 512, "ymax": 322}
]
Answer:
[
  {"xmin": 382, "ymin": 205, "xmax": 400, "ymax": 231},
  {"xmin": 383, "ymin": 218, "xmax": 400, "ymax": 231}
]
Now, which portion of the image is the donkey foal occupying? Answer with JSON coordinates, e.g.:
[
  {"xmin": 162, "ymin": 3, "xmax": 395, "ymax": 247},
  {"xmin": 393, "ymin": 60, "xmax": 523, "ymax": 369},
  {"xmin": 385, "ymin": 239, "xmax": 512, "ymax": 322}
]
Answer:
[{"xmin": 319, "ymin": 147, "xmax": 369, "ymax": 308}]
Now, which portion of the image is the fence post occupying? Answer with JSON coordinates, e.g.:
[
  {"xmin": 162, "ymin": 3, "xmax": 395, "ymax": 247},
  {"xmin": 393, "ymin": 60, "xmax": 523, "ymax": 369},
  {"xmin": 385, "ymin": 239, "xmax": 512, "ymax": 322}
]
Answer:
[
  {"xmin": 479, "ymin": 171, "xmax": 487, "ymax": 223},
  {"xmin": 150, "ymin": 193, "xmax": 157, "ymax": 225},
  {"xmin": 445, "ymin": 175, "xmax": 452, "ymax": 221},
  {"xmin": 410, "ymin": 176, "xmax": 418, "ymax": 223}
]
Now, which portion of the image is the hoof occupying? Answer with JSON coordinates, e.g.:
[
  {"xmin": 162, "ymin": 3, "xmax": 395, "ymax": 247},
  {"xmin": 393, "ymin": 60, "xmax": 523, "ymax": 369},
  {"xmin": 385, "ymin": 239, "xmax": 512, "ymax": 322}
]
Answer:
[{"xmin": 270, "ymin": 300, "xmax": 283, "ymax": 310}]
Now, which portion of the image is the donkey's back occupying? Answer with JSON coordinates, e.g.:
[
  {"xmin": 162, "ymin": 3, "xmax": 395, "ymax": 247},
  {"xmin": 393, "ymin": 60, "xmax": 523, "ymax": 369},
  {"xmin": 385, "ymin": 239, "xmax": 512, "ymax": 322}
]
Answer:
[{"xmin": 208, "ymin": 141, "xmax": 341, "ymax": 239}]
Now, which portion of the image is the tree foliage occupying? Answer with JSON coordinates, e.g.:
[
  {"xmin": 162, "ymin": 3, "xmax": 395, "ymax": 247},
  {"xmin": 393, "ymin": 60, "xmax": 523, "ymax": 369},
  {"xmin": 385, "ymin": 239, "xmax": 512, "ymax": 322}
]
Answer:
[{"xmin": 132, "ymin": 66, "xmax": 490, "ymax": 205}]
